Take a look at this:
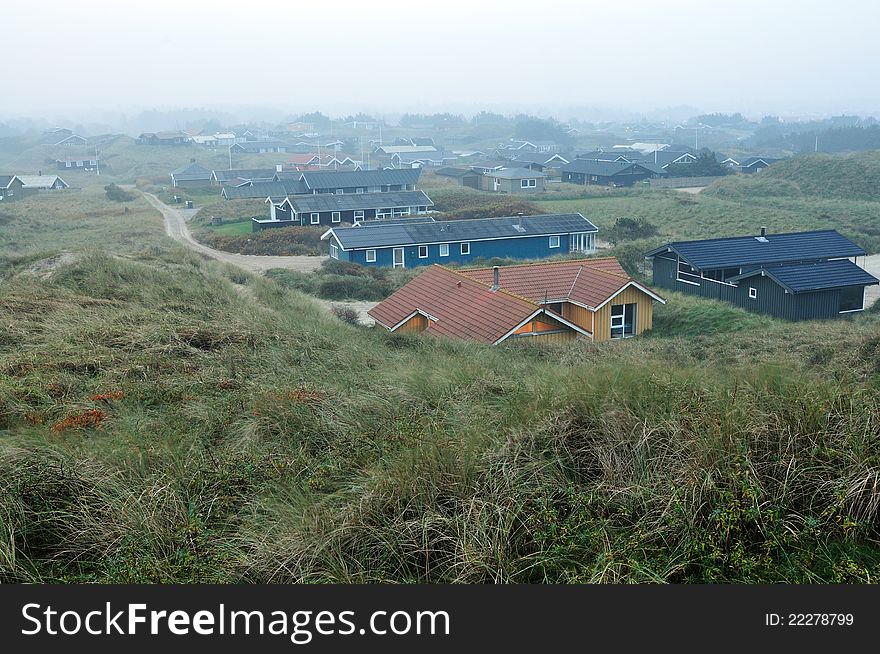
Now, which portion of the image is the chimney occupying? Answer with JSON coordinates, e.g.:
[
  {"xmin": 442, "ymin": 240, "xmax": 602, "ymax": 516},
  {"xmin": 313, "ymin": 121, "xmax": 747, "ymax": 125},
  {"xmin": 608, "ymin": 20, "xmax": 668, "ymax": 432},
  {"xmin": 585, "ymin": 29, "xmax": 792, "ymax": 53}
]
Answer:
[
  {"xmin": 760, "ymin": 226, "xmax": 767, "ymax": 237},
  {"xmin": 491, "ymin": 266, "xmax": 500, "ymax": 291}
]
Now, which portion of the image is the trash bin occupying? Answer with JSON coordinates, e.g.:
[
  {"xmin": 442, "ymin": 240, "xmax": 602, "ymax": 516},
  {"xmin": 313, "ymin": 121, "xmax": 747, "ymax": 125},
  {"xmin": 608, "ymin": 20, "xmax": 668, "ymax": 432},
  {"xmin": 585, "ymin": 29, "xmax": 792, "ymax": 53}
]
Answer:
[
  {"xmin": 185, "ymin": 200, "xmax": 193, "ymax": 209},
  {"xmin": 174, "ymin": 195, "xmax": 181, "ymax": 204}
]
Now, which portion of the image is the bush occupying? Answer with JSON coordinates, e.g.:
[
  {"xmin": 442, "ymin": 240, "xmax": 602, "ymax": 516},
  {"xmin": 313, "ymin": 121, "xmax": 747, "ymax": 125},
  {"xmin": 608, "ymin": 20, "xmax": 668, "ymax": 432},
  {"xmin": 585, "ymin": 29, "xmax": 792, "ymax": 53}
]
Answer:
[
  {"xmin": 104, "ymin": 184, "xmax": 135, "ymax": 202},
  {"xmin": 605, "ymin": 217, "xmax": 659, "ymax": 244},
  {"xmin": 429, "ymin": 188, "xmax": 541, "ymax": 220},
  {"xmin": 200, "ymin": 227, "xmax": 323, "ymax": 256},
  {"xmin": 331, "ymin": 305, "xmax": 360, "ymax": 325}
]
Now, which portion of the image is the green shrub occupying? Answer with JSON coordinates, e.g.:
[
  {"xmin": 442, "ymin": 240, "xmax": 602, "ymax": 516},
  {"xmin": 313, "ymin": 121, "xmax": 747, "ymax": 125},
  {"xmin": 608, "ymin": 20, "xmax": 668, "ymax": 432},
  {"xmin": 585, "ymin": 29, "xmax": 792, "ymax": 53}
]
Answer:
[{"xmin": 104, "ymin": 184, "xmax": 135, "ymax": 202}]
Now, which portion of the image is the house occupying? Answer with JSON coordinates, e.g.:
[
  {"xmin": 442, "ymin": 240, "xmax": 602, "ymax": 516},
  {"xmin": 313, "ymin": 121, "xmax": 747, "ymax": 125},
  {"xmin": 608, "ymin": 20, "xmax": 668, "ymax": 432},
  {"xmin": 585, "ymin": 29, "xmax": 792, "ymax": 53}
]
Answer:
[
  {"xmin": 230, "ymin": 140, "xmax": 289, "ymax": 154},
  {"xmin": 17, "ymin": 174, "xmax": 69, "ymax": 190},
  {"xmin": 501, "ymin": 139, "xmax": 560, "ymax": 153},
  {"xmin": 170, "ymin": 162, "xmax": 213, "ymax": 188},
  {"xmin": 299, "ymin": 168, "xmax": 421, "ymax": 194},
  {"xmin": 190, "ymin": 132, "xmax": 236, "ymax": 147},
  {"xmin": 286, "ymin": 121, "xmax": 315, "ymax": 133},
  {"xmin": 644, "ymin": 228, "xmax": 879, "ymax": 320},
  {"xmin": 0, "ymin": 175, "xmax": 25, "ymax": 201},
  {"xmin": 646, "ymin": 150, "xmax": 698, "ymax": 169},
  {"xmin": 56, "ymin": 156, "xmax": 98, "ymax": 171},
  {"xmin": 435, "ymin": 167, "xmax": 482, "ymax": 189},
  {"xmin": 574, "ymin": 149, "xmax": 642, "ymax": 163},
  {"xmin": 43, "ymin": 130, "xmax": 88, "ymax": 147},
  {"xmin": 287, "ymin": 153, "xmax": 321, "ymax": 167},
  {"xmin": 138, "ymin": 131, "xmax": 190, "ymax": 145},
  {"xmin": 367, "ymin": 257, "xmax": 665, "ymax": 343},
  {"xmin": 391, "ymin": 151, "xmax": 454, "ymax": 168},
  {"xmin": 221, "ymin": 180, "xmax": 306, "ymax": 201},
  {"xmin": 480, "ymin": 167, "xmax": 546, "ymax": 193},
  {"xmin": 212, "ymin": 168, "xmax": 280, "ymax": 186},
  {"xmin": 737, "ymin": 156, "xmax": 780, "ymax": 174},
  {"xmin": 255, "ymin": 190, "xmax": 434, "ymax": 230},
  {"xmin": 469, "ymin": 160, "xmax": 509, "ymax": 174},
  {"xmin": 297, "ymin": 139, "xmax": 345, "ymax": 150},
  {"xmin": 508, "ymin": 153, "xmax": 570, "ymax": 171},
  {"xmin": 562, "ymin": 160, "xmax": 664, "ymax": 187},
  {"xmin": 376, "ymin": 145, "xmax": 438, "ymax": 156},
  {"xmin": 321, "ymin": 213, "xmax": 598, "ymax": 268}
]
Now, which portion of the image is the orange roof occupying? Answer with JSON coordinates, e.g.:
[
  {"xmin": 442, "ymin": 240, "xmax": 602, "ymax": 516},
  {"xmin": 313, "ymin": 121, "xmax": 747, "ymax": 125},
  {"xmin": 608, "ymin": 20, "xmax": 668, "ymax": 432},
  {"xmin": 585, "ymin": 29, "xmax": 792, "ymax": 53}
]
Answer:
[
  {"xmin": 368, "ymin": 266, "xmax": 543, "ymax": 344},
  {"xmin": 459, "ymin": 257, "xmax": 656, "ymax": 309},
  {"xmin": 287, "ymin": 153, "xmax": 320, "ymax": 165}
]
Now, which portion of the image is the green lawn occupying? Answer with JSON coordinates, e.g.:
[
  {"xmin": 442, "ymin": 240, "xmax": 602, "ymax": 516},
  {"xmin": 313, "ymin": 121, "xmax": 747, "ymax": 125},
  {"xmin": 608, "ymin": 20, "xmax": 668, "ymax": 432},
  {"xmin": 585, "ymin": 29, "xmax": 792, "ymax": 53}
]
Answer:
[{"xmin": 209, "ymin": 220, "xmax": 252, "ymax": 236}]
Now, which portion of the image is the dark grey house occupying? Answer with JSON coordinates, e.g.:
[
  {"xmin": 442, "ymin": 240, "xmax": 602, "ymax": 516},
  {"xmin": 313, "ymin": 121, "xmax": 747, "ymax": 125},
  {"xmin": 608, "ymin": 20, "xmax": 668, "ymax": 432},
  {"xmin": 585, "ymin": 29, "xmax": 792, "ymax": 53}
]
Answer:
[
  {"xmin": 254, "ymin": 190, "xmax": 434, "ymax": 230},
  {"xmin": 170, "ymin": 162, "xmax": 213, "ymax": 188},
  {"xmin": 644, "ymin": 229, "xmax": 878, "ymax": 320},
  {"xmin": 299, "ymin": 168, "xmax": 421, "ymax": 194},
  {"xmin": 435, "ymin": 167, "xmax": 482, "ymax": 189},
  {"xmin": 737, "ymin": 156, "xmax": 780, "ymax": 174},
  {"xmin": 0, "ymin": 175, "xmax": 25, "ymax": 201},
  {"xmin": 562, "ymin": 160, "xmax": 665, "ymax": 187}
]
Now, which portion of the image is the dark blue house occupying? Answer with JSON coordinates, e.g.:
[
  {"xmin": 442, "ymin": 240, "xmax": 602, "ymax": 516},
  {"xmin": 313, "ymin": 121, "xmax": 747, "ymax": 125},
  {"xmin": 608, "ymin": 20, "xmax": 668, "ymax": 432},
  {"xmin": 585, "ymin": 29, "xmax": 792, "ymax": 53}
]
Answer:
[
  {"xmin": 644, "ymin": 228, "xmax": 878, "ymax": 320},
  {"xmin": 322, "ymin": 213, "xmax": 599, "ymax": 268}
]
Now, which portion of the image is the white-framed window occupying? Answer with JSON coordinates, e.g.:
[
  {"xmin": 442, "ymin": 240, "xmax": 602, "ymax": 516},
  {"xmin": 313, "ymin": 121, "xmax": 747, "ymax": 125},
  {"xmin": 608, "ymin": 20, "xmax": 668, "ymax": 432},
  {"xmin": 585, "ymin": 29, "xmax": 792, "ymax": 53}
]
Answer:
[
  {"xmin": 677, "ymin": 259, "xmax": 701, "ymax": 286},
  {"xmin": 418, "ymin": 205, "xmax": 427, "ymax": 213},
  {"xmin": 76, "ymin": 160, "xmax": 83, "ymax": 167},
  {"xmin": 418, "ymin": 245, "xmax": 428, "ymax": 258},
  {"xmin": 461, "ymin": 242, "xmax": 470, "ymax": 255},
  {"xmin": 377, "ymin": 208, "xmax": 392, "ymax": 218},
  {"xmin": 331, "ymin": 212, "xmax": 341, "ymax": 223},
  {"xmin": 310, "ymin": 213, "xmax": 321, "ymax": 224},
  {"xmin": 549, "ymin": 235, "xmax": 560, "ymax": 248},
  {"xmin": 439, "ymin": 243, "xmax": 449, "ymax": 257},
  {"xmin": 335, "ymin": 188, "xmax": 344, "ymax": 195},
  {"xmin": 748, "ymin": 287, "xmax": 757, "ymax": 299},
  {"xmin": 366, "ymin": 249, "xmax": 376, "ymax": 263},
  {"xmin": 591, "ymin": 175, "xmax": 598, "ymax": 182},
  {"xmin": 329, "ymin": 244, "xmax": 339, "ymax": 259},
  {"xmin": 354, "ymin": 210, "xmax": 365, "ymax": 221},
  {"xmin": 520, "ymin": 178, "xmax": 537, "ymax": 188},
  {"xmin": 65, "ymin": 161, "xmax": 71, "ymax": 167},
  {"xmin": 356, "ymin": 187, "xmax": 365, "ymax": 194}
]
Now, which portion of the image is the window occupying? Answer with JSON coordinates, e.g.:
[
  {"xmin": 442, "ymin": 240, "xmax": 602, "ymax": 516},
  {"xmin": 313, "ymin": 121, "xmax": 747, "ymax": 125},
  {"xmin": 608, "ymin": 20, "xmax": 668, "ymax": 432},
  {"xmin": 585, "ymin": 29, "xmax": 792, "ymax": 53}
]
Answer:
[
  {"xmin": 549, "ymin": 235, "xmax": 560, "ymax": 248},
  {"xmin": 329, "ymin": 244, "xmax": 339, "ymax": 259},
  {"xmin": 65, "ymin": 161, "xmax": 71, "ymax": 167},
  {"xmin": 331, "ymin": 212, "xmax": 341, "ymax": 223},
  {"xmin": 520, "ymin": 178, "xmax": 537, "ymax": 188},
  {"xmin": 439, "ymin": 244, "xmax": 449, "ymax": 257},
  {"xmin": 418, "ymin": 245, "xmax": 429, "ymax": 258},
  {"xmin": 839, "ymin": 286, "xmax": 864, "ymax": 312},
  {"xmin": 354, "ymin": 210, "xmax": 365, "ymax": 221},
  {"xmin": 418, "ymin": 206, "xmax": 427, "ymax": 213},
  {"xmin": 335, "ymin": 189, "xmax": 344, "ymax": 195},
  {"xmin": 591, "ymin": 175, "xmax": 598, "ymax": 182},
  {"xmin": 377, "ymin": 208, "xmax": 392, "ymax": 218},
  {"xmin": 748, "ymin": 287, "xmax": 757, "ymax": 299},
  {"xmin": 677, "ymin": 259, "xmax": 701, "ymax": 285},
  {"xmin": 460, "ymin": 242, "xmax": 470, "ymax": 255},
  {"xmin": 310, "ymin": 213, "xmax": 321, "ymax": 225},
  {"xmin": 366, "ymin": 249, "xmax": 376, "ymax": 263},
  {"xmin": 610, "ymin": 303, "xmax": 637, "ymax": 339},
  {"xmin": 76, "ymin": 160, "xmax": 83, "ymax": 167},
  {"xmin": 393, "ymin": 247, "xmax": 405, "ymax": 268},
  {"xmin": 356, "ymin": 187, "xmax": 365, "ymax": 194},
  {"xmin": 569, "ymin": 232, "xmax": 594, "ymax": 252}
]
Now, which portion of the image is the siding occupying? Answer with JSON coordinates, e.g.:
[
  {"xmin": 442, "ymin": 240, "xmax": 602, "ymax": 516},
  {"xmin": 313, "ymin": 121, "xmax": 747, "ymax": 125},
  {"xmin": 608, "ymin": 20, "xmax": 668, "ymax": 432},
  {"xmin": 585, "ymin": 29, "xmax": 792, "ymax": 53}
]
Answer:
[
  {"xmin": 508, "ymin": 330, "xmax": 576, "ymax": 343},
  {"xmin": 397, "ymin": 313, "xmax": 429, "ymax": 333},
  {"xmin": 559, "ymin": 302, "xmax": 595, "ymax": 335},
  {"xmin": 593, "ymin": 286, "xmax": 655, "ymax": 341}
]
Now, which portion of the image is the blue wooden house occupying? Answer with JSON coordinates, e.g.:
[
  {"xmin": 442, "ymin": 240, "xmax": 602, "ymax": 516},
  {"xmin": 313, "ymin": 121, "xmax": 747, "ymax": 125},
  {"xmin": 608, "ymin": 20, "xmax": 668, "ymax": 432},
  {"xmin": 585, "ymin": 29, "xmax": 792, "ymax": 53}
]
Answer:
[
  {"xmin": 321, "ymin": 213, "xmax": 598, "ymax": 268},
  {"xmin": 644, "ymin": 228, "xmax": 878, "ymax": 320}
]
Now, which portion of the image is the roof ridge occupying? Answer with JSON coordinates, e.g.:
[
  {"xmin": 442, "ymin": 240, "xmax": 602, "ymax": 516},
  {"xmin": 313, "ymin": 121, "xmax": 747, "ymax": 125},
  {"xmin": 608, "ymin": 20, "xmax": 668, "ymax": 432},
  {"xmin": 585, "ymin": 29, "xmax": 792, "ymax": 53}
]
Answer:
[
  {"xmin": 462, "ymin": 256, "xmax": 619, "ymax": 273},
  {"xmin": 436, "ymin": 265, "xmax": 539, "ymax": 307},
  {"xmin": 567, "ymin": 265, "xmax": 584, "ymax": 298}
]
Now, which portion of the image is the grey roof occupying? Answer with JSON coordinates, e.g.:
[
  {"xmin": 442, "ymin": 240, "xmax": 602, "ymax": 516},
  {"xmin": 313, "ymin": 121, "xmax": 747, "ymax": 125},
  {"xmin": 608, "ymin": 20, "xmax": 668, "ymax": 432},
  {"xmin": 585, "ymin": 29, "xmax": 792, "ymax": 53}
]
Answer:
[
  {"xmin": 645, "ymin": 230, "xmax": 867, "ymax": 270},
  {"xmin": 648, "ymin": 151, "xmax": 698, "ymax": 167},
  {"xmin": 739, "ymin": 156, "xmax": 781, "ymax": 167},
  {"xmin": 486, "ymin": 167, "xmax": 546, "ymax": 179},
  {"xmin": 573, "ymin": 150, "xmax": 638, "ymax": 162},
  {"xmin": 511, "ymin": 153, "xmax": 570, "ymax": 165},
  {"xmin": 300, "ymin": 168, "xmax": 421, "ymax": 191},
  {"xmin": 0, "ymin": 175, "xmax": 19, "ymax": 188},
  {"xmin": 17, "ymin": 175, "xmax": 69, "ymax": 189},
  {"xmin": 213, "ymin": 168, "xmax": 278, "ymax": 182},
  {"xmin": 222, "ymin": 180, "xmax": 304, "ymax": 200},
  {"xmin": 435, "ymin": 167, "xmax": 479, "ymax": 178},
  {"xmin": 172, "ymin": 162, "xmax": 212, "ymax": 176},
  {"xmin": 231, "ymin": 140, "xmax": 288, "ymax": 152},
  {"xmin": 327, "ymin": 213, "xmax": 598, "ymax": 250},
  {"xmin": 283, "ymin": 190, "xmax": 433, "ymax": 213},
  {"xmin": 728, "ymin": 259, "xmax": 879, "ymax": 293},
  {"xmin": 563, "ymin": 160, "xmax": 665, "ymax": 176}
]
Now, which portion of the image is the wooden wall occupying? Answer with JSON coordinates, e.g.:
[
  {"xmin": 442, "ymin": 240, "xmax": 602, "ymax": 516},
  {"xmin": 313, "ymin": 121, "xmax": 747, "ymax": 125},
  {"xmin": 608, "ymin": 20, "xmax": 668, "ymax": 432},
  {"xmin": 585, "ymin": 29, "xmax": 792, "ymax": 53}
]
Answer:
[
  {"xmin": 592, "ymin": 286, "xmax": 654, "ymax": 341},
  {"xmin": 396, "ymin": 313, "xmax": 429, "ymax": 334}
]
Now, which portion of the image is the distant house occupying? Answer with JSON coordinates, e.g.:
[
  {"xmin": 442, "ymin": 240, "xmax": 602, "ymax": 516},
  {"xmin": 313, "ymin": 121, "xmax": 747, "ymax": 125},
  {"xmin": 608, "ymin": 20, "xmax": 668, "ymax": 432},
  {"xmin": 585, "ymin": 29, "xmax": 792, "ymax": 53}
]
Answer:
[
  {"xmin": 17, "ymin": 174, "xmax": 69, "ymax": 190},
  {"xmin": 255, "ymin": 190, "xmax": 434, "ymax": 230},
  {"xmin": 562, "ymin": 160, "xmax": 664, "ymax": 187},
  {"xmin": 644, "ymin": 228, "xmax": 878, "ymax": 320},
  {"xmin": 138, "ymin": 131, "xmax": 190, "ymax": 145},
  {"xmin": 230, "ymin": 140, "xmax": 289, "ymax": 154},
  {"xmin": 501, "ymin": 139, "xmax": 560, "ymax": 153},
  {"xmin": 367, "ymin": 257, "xmax": 665, "ymax": 343},
  {"xmin": 296, "ymin": 139, "xmax": 345, "ymax": 149},
  {"xmin": 469, "ymin": 160, "xmax": 509, "ymax": 174},
  {"xmin": 287, "ymin": 153, "xmax": 321, "ymax": 167},
  {"xmin": 171, "ymin": 162, "xmax": 213, "ymax": 188},
  {"xmin": 321, "ymin": 213, "xmax": 598, "ymax": 268},
  {"xmin": 0, "ymin": 175, "xmax": 24, "ymax": 201},
  {"xmin": 480, "ymin": 167, "xmax": 546, "ymax": 193},
  {"xmin": 737, "ymin": 156, "xmax": 780, "ymax": 174},
  {"xmin": 298, "ymin": 168, "xmax": 421, "ymax": 194},
  {"xmin": 574, "ymin": 149, "xmax": 642, "ymax": 163},
  {"xmin": 286, "ymin": 121, "xmax": 315, "ymax": 133},
  {"xmin": 509, "ymin": 152, "xmax": 570, "ymax": 171},
  {"xmin": 376, "ymin": 145, "xmax": 438, "ymax": 156},
  {"xmin": 212, "ymin": 168, "xmax": 280, "ymax": 186},
  {"xmin": 434, "ymin": 167, "xmax": 482, "ymax": 189},
  {"xmin": 221, "ymin": 180, "xmax": 306, "ymax": 201},
  {"xmin": 56, "ymin": 156, "xmax": 98, "ymax": 171},
  {"xmin": 391, "ymin": 151, "xmax": 454, "ymax": 168},
  {"xmin": 190, "ymin": 132, "xmax": 236, "ymax": 147},
  {"xmin": 646, "ymin": 150, "xmax": 698, "ymax": 169},
  {"xmin": 43, "ymin": 129, "xmax": 88, "ymax": 147}
]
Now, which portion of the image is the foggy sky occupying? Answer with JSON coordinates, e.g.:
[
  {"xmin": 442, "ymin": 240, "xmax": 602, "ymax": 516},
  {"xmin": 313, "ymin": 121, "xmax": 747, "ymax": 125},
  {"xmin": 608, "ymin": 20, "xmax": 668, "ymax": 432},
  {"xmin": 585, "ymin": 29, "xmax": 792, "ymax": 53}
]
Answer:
[{"xmin": 3, "ymin": 0, "xmax": 879, "ymax": 122}]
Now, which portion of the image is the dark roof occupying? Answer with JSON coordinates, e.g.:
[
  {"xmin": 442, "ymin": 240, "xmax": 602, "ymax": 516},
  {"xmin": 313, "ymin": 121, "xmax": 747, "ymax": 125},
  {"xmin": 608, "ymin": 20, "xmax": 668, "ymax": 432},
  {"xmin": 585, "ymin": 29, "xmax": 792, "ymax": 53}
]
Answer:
[
  {"xmin": 739, "ymin": 156, "xmax": 781, "ymax": 167},
  {"xmin": 171, "ymin": 162, "xmax": 212, "ymax": 180},
  {"xmin": 326, "ymin": 213, "xmax": 598, "ymax": 250},
  {"xmin": 222, "ymin": 180, "xmax": 304, "ymax": 200},
  {"xmin": 300, "ymin": 168, "xmax": 421, "ymax": 191},
  {"xmin": 728, "ymin": 259, "xmax": 879, "ymax": 293},
  {"xmin": 434, "ymin": 167, "xmax": 479, "ymax": 178},
  {"xmin": 510, "ymin": 153, "xmax": 570, "ymax": 165},
  {"xmin": 213, "ymin": 168, "xmax": 278, "ymax": 182},
  {"xmin": 647, "ymin": 151, "xmax": 698, "ymax": 167},
  {"xmin": 0, "ymin": 175, "xmax": 19, "ymax": 188},
  {"xmin": 563, "ymin": 160, "xmax": 664, "ymax": 176},
  {"xmin": 231, "ymin": 140, "xmax": 288, "ymax": 152},
  {"xmin": 645, "ymin": 230, "xmax": 867, "ymax": 269},
  {"xmin": 282, "ymin": 190, "xmax": 434, "ymax": 213}
]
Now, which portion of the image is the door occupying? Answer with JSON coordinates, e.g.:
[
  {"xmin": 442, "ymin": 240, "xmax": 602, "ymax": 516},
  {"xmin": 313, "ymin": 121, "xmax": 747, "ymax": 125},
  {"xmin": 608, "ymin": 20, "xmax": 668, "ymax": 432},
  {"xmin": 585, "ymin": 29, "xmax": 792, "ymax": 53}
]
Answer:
[{"xmin": 393, "ymin": 247, "xmax": 405, "ymax": 268}]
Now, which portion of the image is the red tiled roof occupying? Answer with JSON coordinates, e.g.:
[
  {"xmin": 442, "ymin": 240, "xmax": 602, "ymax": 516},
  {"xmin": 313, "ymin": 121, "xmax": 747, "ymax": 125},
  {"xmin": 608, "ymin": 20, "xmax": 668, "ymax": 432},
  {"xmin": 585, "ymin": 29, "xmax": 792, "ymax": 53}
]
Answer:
[
  {"xmin": 367, "ymin": 266, "xmax": 540, "ymax": 344},
  {"xmin": 460, "ymin": 257, "xmax": 648, "ymax": 309},
  {"xmin": 287, "ymin": 153, "xmax": 320, "ymax": 165}
]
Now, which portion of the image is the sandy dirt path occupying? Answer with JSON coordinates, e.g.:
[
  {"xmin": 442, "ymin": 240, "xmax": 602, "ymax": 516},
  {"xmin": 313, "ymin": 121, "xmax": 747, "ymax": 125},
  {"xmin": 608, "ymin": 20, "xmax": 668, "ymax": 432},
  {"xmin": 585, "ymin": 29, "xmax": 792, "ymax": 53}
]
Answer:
[
  {"xmin": 862, "ymin": 254, "xmax": 880, "ymax": 308},
  {"xmin": 141, "ymin": 191, "xmax": 326, "ymax": 274}
]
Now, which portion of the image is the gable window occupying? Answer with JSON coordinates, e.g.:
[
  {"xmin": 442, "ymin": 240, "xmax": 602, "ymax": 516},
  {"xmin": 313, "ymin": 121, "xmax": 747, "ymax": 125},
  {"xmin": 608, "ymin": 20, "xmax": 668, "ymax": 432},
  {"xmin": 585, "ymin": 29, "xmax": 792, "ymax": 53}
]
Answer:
[
  {"xmin": 549, "ymin": 235, "xmax": 560, "ymax": 248},
  {"xmin": 611, "ymin": 303, "xmax": 637, "ymax": 339},
  {"xmin": 520, "ymin": 178, "xmax": 537, "ymax": 188},
  {"xmin": 365, "ymin": 249, "xmax": 376, "ymax": 263},
  {"xmin": 329, "ymin": 244, "xmax": 339, "ymax": 259},
  {"xmin": 748, "ymin": 287, "xmax": 757, "ymax": 299},
  {"xmin": 354, "ymin": 210, "xmax": 365, "ymax": 221},
  {"xmin": 331, "ymin": 212, "xmax": 341, "ymax": 223},
  {"xmin": 439, "ymin": 243, "xmax": 449, "ymax": 257},
  {"xmin": 460, "ymin": 242, "xmax": 470, "ymax": 255},
  {"xmin": 310, "ymin": 213, "xmax": 321, "ymax": 225},
  {"xmin": 839, "ymin": 286, "xmax": 865, "ymax": 313},
  {"xmin": 418, "ymin": 245, "xmax": 429, "ymax": 259}
]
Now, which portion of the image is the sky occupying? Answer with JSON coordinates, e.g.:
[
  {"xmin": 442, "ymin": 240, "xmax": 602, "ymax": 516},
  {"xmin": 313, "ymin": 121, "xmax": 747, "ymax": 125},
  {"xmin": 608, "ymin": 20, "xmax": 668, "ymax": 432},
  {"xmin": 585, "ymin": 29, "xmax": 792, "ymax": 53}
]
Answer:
[{"xmin": 2, "ymin": 0, "xmax": 879, "ymax": 123}]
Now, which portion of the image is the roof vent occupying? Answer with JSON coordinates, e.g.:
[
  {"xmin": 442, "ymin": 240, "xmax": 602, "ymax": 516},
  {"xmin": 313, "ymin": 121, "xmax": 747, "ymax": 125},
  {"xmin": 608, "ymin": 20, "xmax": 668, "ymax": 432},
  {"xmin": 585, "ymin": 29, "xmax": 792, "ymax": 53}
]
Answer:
[{"xmin": 755, "ymin": 236, "xmax": 769, "ymax": 243}]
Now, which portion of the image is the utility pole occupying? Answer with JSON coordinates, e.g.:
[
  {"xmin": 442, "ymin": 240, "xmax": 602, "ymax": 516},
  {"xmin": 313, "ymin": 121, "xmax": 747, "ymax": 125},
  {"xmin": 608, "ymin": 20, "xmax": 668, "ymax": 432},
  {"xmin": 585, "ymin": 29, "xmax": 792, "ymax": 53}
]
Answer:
[
  {"xmin": 95, "ymin": 146, "xmax": 100, "ymax": 176},
  {"xmin": 228, "ymin": 144, "xmax": 232, "ymax": 170}
]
